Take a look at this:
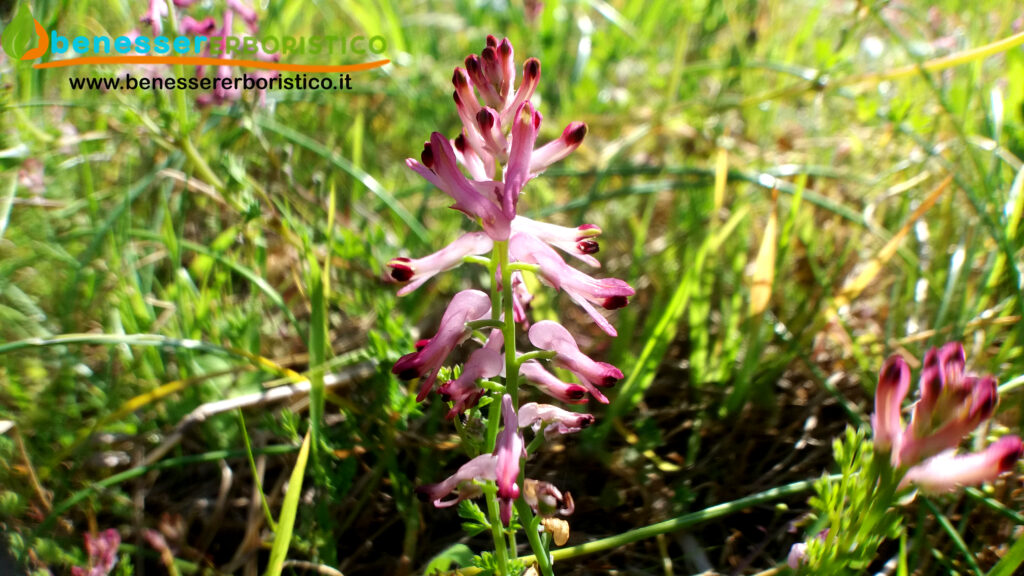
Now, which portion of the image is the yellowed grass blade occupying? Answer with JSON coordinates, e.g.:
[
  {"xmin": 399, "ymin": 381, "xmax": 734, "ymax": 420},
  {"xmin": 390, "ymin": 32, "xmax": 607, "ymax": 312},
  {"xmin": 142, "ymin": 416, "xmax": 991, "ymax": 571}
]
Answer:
[
  {"xmin": 750, "ymin": 188, "xmax": 779, "ymax": 317},
  {"xmin": 832, "ymin": 175, "xmax": 952, "ymax": 313}
]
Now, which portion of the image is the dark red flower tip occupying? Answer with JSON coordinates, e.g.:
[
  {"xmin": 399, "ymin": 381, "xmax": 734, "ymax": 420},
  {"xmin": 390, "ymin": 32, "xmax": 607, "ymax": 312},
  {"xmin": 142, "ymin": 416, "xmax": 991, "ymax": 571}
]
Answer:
[
  {"xmin": 566, "ymin": 386, "xmax": 587, "ymax": 400},
  {"xmin": 498, "ymin": 38, "xmax": 512, "ymax": 58},
  {"xmin": 880, "ymin": 359, "xmax": 905, "ymax": 389},
  {"xmin": 388, "ymin": 258, "xmax": 414, "ymax": 282},
  {"xmin": 998, "ymin": 438, "xmax": 1024, "ymax": 471},
  {"xmin": 476, "ymin": 108, "xmax": 495, "ymax": 130},
  {"xmin": 465, "ymin": 54, "xmax": 481, "ymax": 74},
  {"xmin": 481, "ymin": 46, "xmax": 497, "ymax": 64},
  {"xmin": 453, "ymin": 68, "xmax": 468, "ymax": 88},
  {"xmin": 564, "ymin": 121, "xmax": 588, "ymax": 145},
  {"xmin": 578, "ymin": 223, "xmax": 600, "ymax": 232},
  {"xmin": 524, "ymin": 57, "xmax": 540, "ymax": 79},
  {"xmin": 421, "ymin": 142, "xmax": 434, "ymax": 168},
  {"xmin": 602, "ymin": 295, "xmax": 629, "ymax": 310},
  {"xmin": 396, "ymin": 367, "xmax": 420, "ymax": 380},
  {"xmin": 439, "ymin": 392, "xmax": 451, "ymax": 403},
  {"xmin": 578, "ymin": 415, "xmax": 595, "ymax": 428},
  {"xmin": 601, "ymin": 375, "xmax": 619, "ymax": 387},
  {"xmin": 454, "ymin": 133, "xmax": 468, "ymax": 153},
  {"xmin": 577, "ymin": 239, "xmax": 600, "ymax": 254},
  {"xmin": 972, "ymin": 377, "xmax": 999, "ymax": 420},
  {"xmin": 486, "ymin": 35, "xmax": 498, "ymax": 48},
  {"xmin": 415, "ymin": 338, "xmax": 431, "ymax": 352}
]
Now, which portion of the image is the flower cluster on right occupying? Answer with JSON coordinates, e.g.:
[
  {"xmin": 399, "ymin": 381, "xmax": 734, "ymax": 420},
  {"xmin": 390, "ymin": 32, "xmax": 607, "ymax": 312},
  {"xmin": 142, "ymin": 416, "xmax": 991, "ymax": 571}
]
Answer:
[{"xmin": 872, "ymin": 342, "xmax": 1021, "ymax": 492}]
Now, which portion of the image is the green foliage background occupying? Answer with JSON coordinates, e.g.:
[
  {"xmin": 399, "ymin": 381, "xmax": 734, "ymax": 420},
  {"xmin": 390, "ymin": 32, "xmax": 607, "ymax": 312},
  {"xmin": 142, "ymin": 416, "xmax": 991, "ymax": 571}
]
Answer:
[{"xmin": 1, "ymin": 0, "xmax": 1022, "ymax": 573}]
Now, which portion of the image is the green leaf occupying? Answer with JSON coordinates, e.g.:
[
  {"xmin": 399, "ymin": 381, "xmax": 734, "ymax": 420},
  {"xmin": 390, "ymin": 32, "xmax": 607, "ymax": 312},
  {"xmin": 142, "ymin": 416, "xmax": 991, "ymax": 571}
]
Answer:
[
  {"xmin": 264, "ymin": 431, "xmax": 311, "ymax": 576},
  {"xmin": 423, "ymin": 543, "xmax": 475, "ymax": 574}
]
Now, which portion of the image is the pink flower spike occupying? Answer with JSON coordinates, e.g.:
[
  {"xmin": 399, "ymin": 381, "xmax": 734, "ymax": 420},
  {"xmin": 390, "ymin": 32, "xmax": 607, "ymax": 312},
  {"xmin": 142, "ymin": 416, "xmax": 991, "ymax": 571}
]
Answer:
[
  {"xmin": 871, "ymin": 355, "xmax": 910, "ymax": 455},
  {"xmin": 438, "ymin": 347, "xmax": 503, "ymax": 418},
  {"xmin": 416, "ymin": 453, "xmax": 498, "ymax": 507},
  {"xmin": 901, "ymin": 435, "xmax": 1023, "ymax": 493},
  {"xmin": 529, "ymin": 122, "xmax": 588, "ymax": 175},
  {"xmin": 520, "ymin": 361, "xmax": 590, "ymax": 404},
  {"xmin": 528, "ymin": 320, "xmax": 622, "ymax": 404},
  {"xmin": 407, "ymin": 134, "xmax": 511, "ymax": 240},
  {"xmin": 387, "ymin": 232, "xmax": 494, "ymax": 296},
  {"xmin": 512, "ymin": 216, "xmax": 602, "ymax": 267},
  {"xmin": 392, "ymin": 290, "xmax": 491, "ymax": 401},
  {"xmin": 518, "ymin": 402, "xmax": 595, "ymax": 439},
  {"xmin": 503, "ymin": 102, "xmax": 542, "ymax": 219},
  {"xmin": 495, "ymin": 394, "xmax": 525, "ymax": 524}
]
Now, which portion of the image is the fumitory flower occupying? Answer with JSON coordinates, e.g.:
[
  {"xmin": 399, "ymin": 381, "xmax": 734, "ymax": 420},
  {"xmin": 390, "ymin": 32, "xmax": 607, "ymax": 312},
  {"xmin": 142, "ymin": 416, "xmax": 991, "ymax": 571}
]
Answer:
[
  {"xmin": 438, "ymin": 330, "xmax": 503, "ymax": 418},
  {"xmin": 869, "ymin": 342, "xmax": 1021, "ymax": 493},
  {"xmin": 387, "ymin": 231, "xmax": 494, "ymax": 295},
  {"xmin": 899, "ymin": 435, "xmax": 1023, "ymax": 492},
  {"xmin": 511, "ymin": 216, "xmax": 602, "ymax": 268},
  {"xmin": 512, "ymin": 233, "xmax": 633, "ymax": 336},
  {"xmin": 518, "ymin": 402, "xmax": 595, "ymax": 439},
  {"xmin": 391, "ymin": 290, "xmax": 491, "ymax": 400},
  {"xmin": 71, "ymin": 529, "xmax": 121, "ymax": 576},
  {"xmin": 415, "ymin": 394, "xmax": 524, "ymax": 526},
  {"xmin": 519, "ymin": 360, "xmax": 590, "ymax": 404},
  {"xmin": 407, "ymin": 133, "xmax": 511, "ymax": 240},
  {"xmin": 495, "ymin": 394, "xmax": 525, "ymax": 524},
  {"xmin": 528, "ymin": 320, "xmax": 623, "ymax": 403}
]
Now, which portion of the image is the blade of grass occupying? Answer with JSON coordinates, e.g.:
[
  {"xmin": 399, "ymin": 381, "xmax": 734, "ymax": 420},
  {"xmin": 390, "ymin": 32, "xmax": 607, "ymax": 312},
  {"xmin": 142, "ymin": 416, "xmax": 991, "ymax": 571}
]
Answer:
[
  {"xmin": 38, "ymin": 444, "xmax": 299, "ymax": 532},
  {"xmin": 830, "ymin": 176, "xmax": 951, "ymax": 315},
  {"xmin": 749, "ymin": 188, "xmax": 778, "ymax": 318},
  {"xmin": 255, "ymin": 117, "xmax": 428, "ymax": 242},
  {"xmin": 988, "ymin": 531, "xmax": 1024, "ymax": 576},
  {"xmin": 921, "ymin": 496, "xmax": 983, "ymax": 576},
  {"xmin": 520, "ymin": 474, "xmax": 841, "ymax": 566},
  {"xmin": 128, "ymin": 228, "xmax": 303, "ymax": 342},
  {"xmin": 265, "ymin": 430, "xmax": 312, "ymax": 576},
  {"xmin": 237, "ymin": 409, "xmax": 278, "ymax": 532}
]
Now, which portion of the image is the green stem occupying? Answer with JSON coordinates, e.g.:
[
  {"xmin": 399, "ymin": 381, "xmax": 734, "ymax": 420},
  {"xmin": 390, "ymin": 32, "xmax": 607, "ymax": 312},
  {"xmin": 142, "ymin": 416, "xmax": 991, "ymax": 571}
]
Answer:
[
  {"xmin": 468, "ymin": 319, "xmax": 507, "ymax": 331},
  {"xmin": 484, "ymin": 483, "xmax": 511, "ymax": 575},
  {"xmin": 497, "ymin": 239, "xmax": 556, "ymax": 576},
  {"xmin": 519, "ymin": 474, "xmax": 840, "ymax": 565},
  {"xmin": 483, "ymin": 242, "xmax": 511, "ymax": 576},
  {"xmin": 516, "ymin": 350, "xmax": 557, "ymax": 366},
  {"xmin": 516, "ymin": 499, "xmax": 554, "ymax": 575},
  {"xmin": 496, "ymin": 241, "xmax": 519, "ymax": 408}
]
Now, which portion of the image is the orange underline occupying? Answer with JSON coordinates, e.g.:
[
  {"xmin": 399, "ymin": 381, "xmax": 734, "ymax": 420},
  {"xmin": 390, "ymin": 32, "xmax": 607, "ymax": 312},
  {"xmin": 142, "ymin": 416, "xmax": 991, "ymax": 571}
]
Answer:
[{"xmin": 32, "ymin": 56, "xmax": 390, "ymax": 73}]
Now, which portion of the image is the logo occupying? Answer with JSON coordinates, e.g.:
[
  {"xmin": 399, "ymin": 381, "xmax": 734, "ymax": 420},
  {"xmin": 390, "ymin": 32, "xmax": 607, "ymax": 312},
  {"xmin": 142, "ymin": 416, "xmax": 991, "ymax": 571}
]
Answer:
[
  {"xmin": 1, "ymin": 2, "xmax": 49, "ymax": 61},
  {"xmin": 1, "ymin": 3, "xmax": 388, "ymax": 74}
]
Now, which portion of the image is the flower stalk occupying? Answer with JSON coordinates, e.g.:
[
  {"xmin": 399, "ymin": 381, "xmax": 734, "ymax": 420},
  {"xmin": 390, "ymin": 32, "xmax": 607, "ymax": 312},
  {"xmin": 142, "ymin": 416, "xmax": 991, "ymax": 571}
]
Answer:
[{"xmin": 394, "ymin": 36, "xmax": 632, "ymax": 574}]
